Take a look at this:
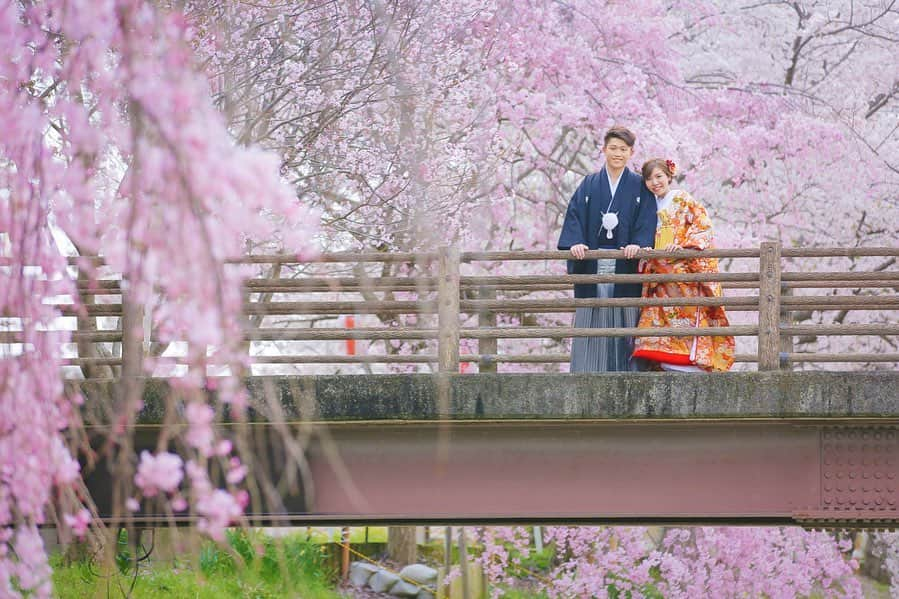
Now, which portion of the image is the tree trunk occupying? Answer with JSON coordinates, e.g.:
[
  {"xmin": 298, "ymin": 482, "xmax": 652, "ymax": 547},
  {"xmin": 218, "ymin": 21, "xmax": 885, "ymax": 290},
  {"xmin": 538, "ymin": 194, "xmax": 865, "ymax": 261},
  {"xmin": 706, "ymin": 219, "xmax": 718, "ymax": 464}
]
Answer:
[{"xmin": 387, "ymin": 526, "xmax": 417, "ymax": 564}]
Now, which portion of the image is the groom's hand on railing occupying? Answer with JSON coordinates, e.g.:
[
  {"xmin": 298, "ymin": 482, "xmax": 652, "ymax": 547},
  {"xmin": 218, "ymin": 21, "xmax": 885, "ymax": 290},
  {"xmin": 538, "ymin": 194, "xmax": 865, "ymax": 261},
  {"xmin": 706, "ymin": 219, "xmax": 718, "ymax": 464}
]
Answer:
[
  {"xmin": 570, "ymin": 244, "xmax": 589, "ymax": 260},
  {"xmin": 622, "ymin": 244, "xmax": 649, "ymax": 259}
]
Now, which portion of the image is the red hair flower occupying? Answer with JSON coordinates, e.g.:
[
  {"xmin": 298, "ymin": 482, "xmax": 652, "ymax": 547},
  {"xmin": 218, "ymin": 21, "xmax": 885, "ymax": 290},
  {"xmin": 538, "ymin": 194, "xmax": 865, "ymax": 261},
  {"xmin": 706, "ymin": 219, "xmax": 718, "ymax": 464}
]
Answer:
[{"xmin": 665, "ymin": 159, "xmax": 677, "ymax": 176}]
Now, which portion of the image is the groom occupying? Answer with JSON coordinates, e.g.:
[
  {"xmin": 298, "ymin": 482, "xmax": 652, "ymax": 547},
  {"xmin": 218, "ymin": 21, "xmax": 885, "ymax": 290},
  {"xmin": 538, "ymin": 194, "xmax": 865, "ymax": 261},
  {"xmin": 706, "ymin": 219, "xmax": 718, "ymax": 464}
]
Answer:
[{"xmin": 556, "ymin": 125, "xmax": 656, "ymax": 372}]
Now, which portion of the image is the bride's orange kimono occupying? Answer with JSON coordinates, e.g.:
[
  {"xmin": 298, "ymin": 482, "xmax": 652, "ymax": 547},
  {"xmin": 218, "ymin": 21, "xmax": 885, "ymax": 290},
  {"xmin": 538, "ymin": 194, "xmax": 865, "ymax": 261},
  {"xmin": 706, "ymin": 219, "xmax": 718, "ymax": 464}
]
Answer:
[{"xmin": 632, "ymin": 190, "xmax": 735, "ymax": 371}]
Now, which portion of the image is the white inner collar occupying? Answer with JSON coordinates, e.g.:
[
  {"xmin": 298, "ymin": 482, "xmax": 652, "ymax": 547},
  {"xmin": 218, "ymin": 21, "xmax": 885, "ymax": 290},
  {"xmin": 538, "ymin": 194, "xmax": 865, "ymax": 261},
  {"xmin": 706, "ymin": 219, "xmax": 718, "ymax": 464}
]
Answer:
[
  {"xmin": 606, "ymin": 168, "xmax": 623, "ymax": 198},
  {"xmin": 655, "ymin": 188, "xmax": 680, "ymax": 213}
]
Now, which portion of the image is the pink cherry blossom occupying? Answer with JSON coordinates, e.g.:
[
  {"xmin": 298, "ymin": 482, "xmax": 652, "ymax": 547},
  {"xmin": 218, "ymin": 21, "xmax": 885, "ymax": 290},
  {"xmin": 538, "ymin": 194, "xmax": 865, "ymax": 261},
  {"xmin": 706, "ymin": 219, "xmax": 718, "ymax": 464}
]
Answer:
[
  {"xmin": 195, "ymin": 489, "xmax": 242, "ymax": 542},
  {"xmin": 134, "ymin": 451, "xmax": 184, "ymax": 497},
  {"xmin": 63, "ymin": 509, "xmax": 91, "ymax": 539},
  {"xmin": 225, "ymin": 457, "xmax": 247, "ymax": 485},
  {"xmin": 184, "ymin": 402, "xmax": 215, "ymax": 454}
]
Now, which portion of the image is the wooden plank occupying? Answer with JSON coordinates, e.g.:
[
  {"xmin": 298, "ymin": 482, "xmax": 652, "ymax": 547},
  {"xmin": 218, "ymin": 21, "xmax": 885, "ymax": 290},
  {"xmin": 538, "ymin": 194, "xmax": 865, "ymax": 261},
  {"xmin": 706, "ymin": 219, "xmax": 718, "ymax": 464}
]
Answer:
[
  {"xmin": 780, "ymin": 324, "xmax": 899, "ymax": 336},
  {"xmin": 461, "ymin": 273, "xmax": 758, "ymax": 285},
  {"xmin": 461, "ymin": 326, "xmax": 757, "ymax": 339},
  {"xmin": 460, "ymin": 248, "xmax": 762, "ymax": 261}
]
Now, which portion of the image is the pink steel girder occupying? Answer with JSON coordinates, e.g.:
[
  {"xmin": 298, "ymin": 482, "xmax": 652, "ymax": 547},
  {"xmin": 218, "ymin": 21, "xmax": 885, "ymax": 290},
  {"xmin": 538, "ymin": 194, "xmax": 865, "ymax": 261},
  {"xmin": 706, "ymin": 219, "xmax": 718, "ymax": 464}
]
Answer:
[
  {"xmin": 83, "ymin": 421, "xmax": 899, "ymax": 528},
  {"xmin": 304, "ymin": 421, "xmax": 899, "ymax": 528}
]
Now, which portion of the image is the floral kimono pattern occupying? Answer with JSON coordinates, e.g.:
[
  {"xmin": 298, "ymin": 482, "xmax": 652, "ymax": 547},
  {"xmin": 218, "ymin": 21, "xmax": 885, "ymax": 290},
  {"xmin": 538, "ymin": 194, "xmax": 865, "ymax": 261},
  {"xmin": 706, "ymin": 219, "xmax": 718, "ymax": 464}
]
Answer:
[{"xmin": 632, "ymin": 191, "xmax": 735, "ymax": 371}]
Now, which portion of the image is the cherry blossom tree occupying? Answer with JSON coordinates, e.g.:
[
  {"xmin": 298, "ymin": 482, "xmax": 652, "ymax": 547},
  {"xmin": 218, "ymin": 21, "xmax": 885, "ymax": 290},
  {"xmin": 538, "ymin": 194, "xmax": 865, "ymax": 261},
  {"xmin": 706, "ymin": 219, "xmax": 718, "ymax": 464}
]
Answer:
[
  {"xmin": 186, "ymin": 0, "xmax": 897, "ymax": 370},
  {"xmin": 474, "ymin": 526, "xmax": 862, "ymax": 598},
  {"xmin": 670, "ymin": 0, "xmax": 899, "ymax": 362},
  {"xmin": 1, "ymin": 0, "xmax": 313, "ymax": 594}
]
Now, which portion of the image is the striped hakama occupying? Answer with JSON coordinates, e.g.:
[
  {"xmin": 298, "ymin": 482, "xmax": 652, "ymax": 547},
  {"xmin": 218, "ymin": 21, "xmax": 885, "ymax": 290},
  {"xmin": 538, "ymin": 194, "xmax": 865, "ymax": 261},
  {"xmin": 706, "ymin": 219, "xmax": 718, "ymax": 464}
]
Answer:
[{"xmin": 570, "ymin": 259, "xmax": 639, "ymax": 373}]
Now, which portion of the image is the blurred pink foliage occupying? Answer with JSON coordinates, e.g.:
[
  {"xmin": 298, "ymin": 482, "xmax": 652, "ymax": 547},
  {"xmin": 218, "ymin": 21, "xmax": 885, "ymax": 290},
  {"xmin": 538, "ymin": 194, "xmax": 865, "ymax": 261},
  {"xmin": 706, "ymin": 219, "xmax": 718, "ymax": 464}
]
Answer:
[
  {"xmin": 0, "ymin": 0, "xmax": 314, "ymax": 594},
  {"xmin": 477, "ymin": 526, "xmax": 862, "ymax": 598},
  {"xmin": 134, "ymin": 451, "xmax": 184, "ymax": 497}
]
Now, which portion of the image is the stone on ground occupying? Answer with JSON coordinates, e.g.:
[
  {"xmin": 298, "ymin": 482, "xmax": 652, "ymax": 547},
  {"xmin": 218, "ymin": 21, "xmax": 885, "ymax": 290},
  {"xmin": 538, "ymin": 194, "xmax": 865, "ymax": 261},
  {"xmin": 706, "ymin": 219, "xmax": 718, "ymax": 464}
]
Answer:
[
  {"xmin": 349, "ymin": 561, "xmax": 379, "ymax": 587},
  {"xmin": 399, "ymin": 563, "xmax": 438, "ymax": 584},
  {"xmin": 369, "ymin": 569, "xmax": 401, "ymax": 593},
  {"xmin": 388, "ymin": 580, "xmax": 421, "ymax": 597}
]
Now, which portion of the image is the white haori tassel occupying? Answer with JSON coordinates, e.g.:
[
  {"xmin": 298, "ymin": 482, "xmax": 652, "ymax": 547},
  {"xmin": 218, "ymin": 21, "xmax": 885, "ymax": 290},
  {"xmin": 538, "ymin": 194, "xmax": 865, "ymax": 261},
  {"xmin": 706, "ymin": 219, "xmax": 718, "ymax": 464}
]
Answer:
[{"xmin": 601, "ymin": 212, "xmax": 618, "ymax": 239}]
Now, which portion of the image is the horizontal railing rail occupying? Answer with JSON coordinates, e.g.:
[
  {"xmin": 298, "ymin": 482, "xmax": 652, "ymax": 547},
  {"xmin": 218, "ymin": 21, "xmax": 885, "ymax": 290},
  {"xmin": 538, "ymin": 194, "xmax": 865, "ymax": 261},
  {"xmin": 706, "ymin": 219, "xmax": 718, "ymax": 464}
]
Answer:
[{"xmin": 3, "ymin": 244, "xmax": 897, "ymax": 377}]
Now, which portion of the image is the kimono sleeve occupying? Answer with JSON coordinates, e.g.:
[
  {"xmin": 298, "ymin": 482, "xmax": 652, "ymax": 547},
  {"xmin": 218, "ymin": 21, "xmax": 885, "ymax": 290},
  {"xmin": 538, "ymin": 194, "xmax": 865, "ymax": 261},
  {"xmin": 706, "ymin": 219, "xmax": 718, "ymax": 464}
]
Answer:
[
  {"xmin": 630, "ymin": 183, "xmax": 658, "ymax": 248},
  {"xmin": 680, "ymin": 195, "xmax": 714, "ymax": 250},
  {"xmin": 557, "ymin": 178, "xmax": 588, "ymax": 250}
]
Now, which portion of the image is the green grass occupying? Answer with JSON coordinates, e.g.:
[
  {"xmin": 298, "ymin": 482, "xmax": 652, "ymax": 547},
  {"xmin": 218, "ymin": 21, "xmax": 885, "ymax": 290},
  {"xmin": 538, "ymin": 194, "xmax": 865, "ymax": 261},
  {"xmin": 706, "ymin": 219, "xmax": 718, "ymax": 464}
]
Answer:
[
  {"xmin": 328, "ymin": 526, "xmax": 388, "ymax": 543},
  {"xmin": 51, "ymin": 530, "xmax": 341, "ymax": 599}
]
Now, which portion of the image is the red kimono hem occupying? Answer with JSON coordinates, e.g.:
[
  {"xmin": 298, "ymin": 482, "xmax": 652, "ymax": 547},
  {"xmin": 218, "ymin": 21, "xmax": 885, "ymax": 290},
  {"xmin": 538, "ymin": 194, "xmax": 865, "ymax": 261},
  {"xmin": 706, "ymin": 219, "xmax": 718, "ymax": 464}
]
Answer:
[{"xmin": 632, "ymin": 348, "xmax": 694, "ymax": 366}]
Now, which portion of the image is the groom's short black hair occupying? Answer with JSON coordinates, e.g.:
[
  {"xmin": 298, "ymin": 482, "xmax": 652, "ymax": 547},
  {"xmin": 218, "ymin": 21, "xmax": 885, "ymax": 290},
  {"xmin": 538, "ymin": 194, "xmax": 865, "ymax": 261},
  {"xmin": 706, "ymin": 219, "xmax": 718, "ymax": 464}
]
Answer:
[{"xmin": 603, "ymin": 126, "xmax": 636, "ymax": 148}]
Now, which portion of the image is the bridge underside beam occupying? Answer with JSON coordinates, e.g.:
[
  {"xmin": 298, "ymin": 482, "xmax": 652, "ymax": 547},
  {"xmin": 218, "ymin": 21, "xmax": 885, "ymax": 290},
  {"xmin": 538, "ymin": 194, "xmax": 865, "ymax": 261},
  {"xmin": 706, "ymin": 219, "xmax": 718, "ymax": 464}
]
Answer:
[
  {"xmin": 87, "ymin": 420, "xmax": 899, "ymax": 528},
  {"xmin": 306, "ymin": 422, "xmax": 899, "ymax": 528}
]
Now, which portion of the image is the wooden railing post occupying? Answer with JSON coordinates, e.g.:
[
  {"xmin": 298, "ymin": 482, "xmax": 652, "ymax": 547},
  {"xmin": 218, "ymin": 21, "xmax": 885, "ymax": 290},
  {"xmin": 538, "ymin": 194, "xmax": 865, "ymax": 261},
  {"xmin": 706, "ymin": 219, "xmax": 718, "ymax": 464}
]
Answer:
[
  {"xmin": 478, "ymin": 285, "xmax": 497, "ymax": 373},
  {"xmin": 779, "ymin": 284, "xmax": 794, "ymax": 370},
  {"xmin": 121, "ymin": 295, "xmax": 145, "ymax": 382},
  {"xmin": 758, "ymin": 242, "xmax": 782, "ymax": 370},
  {"xmin": 437, "ymin": 246, "xmax": 460, "ymax": 374}
]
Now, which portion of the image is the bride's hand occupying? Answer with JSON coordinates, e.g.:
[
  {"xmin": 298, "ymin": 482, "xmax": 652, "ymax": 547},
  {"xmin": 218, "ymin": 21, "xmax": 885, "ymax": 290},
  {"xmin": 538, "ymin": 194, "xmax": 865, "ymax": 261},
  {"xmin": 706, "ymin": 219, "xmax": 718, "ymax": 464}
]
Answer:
[{"xmin": 664, "ymin": 243, "xmax": 680, "ymax": 253}]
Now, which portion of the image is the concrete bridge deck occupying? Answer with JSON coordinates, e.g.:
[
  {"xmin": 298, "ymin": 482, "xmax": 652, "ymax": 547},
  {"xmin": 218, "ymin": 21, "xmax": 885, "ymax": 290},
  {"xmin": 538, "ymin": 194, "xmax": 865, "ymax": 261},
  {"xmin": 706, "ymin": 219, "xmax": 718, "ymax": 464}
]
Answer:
[{"xmin": 79, "ymin": 372, "xmax": 899, "ymax": 528}]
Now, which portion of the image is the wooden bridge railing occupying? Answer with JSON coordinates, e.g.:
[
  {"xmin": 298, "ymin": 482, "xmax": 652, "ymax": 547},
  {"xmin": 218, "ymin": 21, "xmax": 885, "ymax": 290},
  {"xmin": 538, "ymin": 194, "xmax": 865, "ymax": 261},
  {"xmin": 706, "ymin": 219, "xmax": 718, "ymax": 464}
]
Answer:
[{"xmin": 4, "ymin": 244, "xmax": 898, "ymax": 377}]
